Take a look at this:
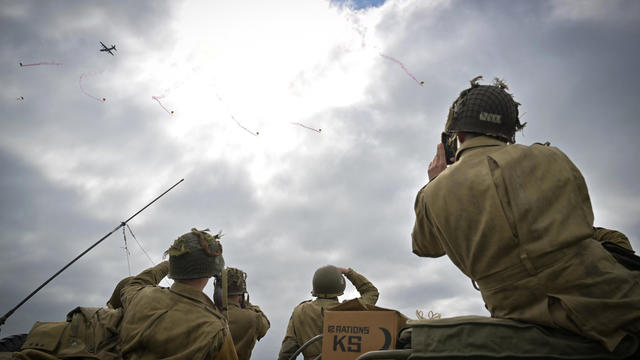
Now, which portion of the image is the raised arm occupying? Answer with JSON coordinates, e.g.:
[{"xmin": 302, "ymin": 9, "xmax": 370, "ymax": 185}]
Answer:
[
  {"xmin": 247, "ymin": 302, "xmax": 270, "ymax": 341},
  {"xmin": 412, "ymin": 186, "xmax": 446, "ymax": 258},
  {"xmin": 120, "ymin": 261, "xmax": 169, "ymax": 310},
  {"xmin": 341, "ymin": 268, "xmax": 379, "ymax": 306}
]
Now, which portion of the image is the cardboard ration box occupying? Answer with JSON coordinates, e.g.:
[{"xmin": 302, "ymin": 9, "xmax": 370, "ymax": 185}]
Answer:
[{"xmin": 322, "ymin": 298, "xmax": 408, "ymax": 360}]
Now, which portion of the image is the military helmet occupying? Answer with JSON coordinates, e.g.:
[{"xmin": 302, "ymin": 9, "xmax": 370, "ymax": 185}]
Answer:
[
  {"xmin": 164, "ymin": 228, "xmax": 225, "ymax": 280},
  {"xmin": 444, "ymin": 76, "xmax": 525, "ymax": 144},
  {"xmin": 226, "ymin": 267, "xmax": 247, "ymax": 295},
  {"xmin": 311, "ymin": 265, "xmax": 346, "ymax": 298}
]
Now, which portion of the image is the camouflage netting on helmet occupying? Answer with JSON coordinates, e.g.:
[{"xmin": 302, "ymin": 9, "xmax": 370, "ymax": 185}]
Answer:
[
  {"xmin": 445, "ymin": 76, "xmax": 526, "ymax": 144},
  {"xmin": 311, "ymin": 265, "xmax": 346, "ymax": 298},
  {"xmin": 226, "ymin": 267, "xmax": 247, "ymax": 295},
  {"xmin": 164, "ymin": 228, "xmax": 225, "ymax": 280}
]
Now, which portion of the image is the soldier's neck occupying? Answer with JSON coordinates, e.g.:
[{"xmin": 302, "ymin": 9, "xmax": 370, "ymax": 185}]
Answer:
[{"xmin": 176, "ymin": 277, "xmax": 209, "ymax": 291}]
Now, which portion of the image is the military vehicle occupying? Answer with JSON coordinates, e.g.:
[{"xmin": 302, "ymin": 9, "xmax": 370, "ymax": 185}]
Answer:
[
  {"xmin": 355, "ymin": 317, "xmax": 639, "ymax": 360},
  {"xmin": 284, "ymin": 315, "xmax": 639, "ymax": 360}
]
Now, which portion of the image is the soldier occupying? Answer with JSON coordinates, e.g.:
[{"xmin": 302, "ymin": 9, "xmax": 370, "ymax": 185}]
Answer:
[
  {"xmin": 593, "ymin": 226, "xmax": 634, "ymax": 251},
  {"xmin": 224, "ymin": 267, "xmax": 270, "ymax": 360},
  {"xmin": 119, "ymin": 228, "xmax": 238, "ymax": 359},
  {"xmin": 411, "ymin": 76, "xmax": 640, "ymax": 352},
  {"xmin": 278, "ymin": 265, "xmax": 379, "ymax": 360}
]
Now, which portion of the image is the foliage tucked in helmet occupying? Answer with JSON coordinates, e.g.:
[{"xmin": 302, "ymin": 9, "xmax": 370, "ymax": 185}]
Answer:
[
  {"xmin": 445, "ymin": 76, "xmax": 526, "ymax": 144},
  {"xmin": 226, "ymin": 267, "xmax": 247, "ymax": 295},
  {"xmin": 164, "ymin": 228, "xmax": 225, "ymax": 280},
  {"xmin": 311, "ymin": 265, "xmax": 346, "ymax": 298}
]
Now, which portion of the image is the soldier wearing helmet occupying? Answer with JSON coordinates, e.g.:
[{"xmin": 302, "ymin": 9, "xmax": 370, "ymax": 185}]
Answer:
[
  {"xmin": 118, "ymin": 228, "xmax": 238, "ymax": 359},
  {"xmin": 412, "ymin": 76, "xmax": 640, "ymax": 352},
  {"xmin": 277, "ymin": 265, "xmax": 379, "ymax": 360},
  {"xmin": 221, "ymin": 267, "xmax": 270, "ymax": 360}
]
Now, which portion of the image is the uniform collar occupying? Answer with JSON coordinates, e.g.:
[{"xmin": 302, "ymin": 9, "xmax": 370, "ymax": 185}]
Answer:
[
  {"xmin": 456, "ymin": 135, "xmax": 507, "ymax": 161},
  {"xmin": 170, "ymin": 281, "xmax": 216, "ymax": 307},
  {"xmin": 314, "ymin": 297, "xmax": 339, "ymax": 303}
]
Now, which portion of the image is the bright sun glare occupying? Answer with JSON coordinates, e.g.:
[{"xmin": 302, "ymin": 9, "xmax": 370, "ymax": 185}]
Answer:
[{"xmin": 141, "ymin": 0, "xmax": 383, "ymax": 187}]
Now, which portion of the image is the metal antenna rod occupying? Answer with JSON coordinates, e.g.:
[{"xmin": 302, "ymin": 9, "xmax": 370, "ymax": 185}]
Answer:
[{"xmin": 0, "ymin": 178, "xmax": 184, "ymax": 331}]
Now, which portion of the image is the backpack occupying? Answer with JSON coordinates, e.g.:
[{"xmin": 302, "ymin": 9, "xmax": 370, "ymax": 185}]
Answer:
[{"xmin": 13, "ymin": 307, "xmax": 123, "ymax": 360}]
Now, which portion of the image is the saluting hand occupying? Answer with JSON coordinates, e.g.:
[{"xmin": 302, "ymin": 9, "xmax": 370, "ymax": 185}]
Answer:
[{"xmin": 336, "ymin": 267, "xmax": 350, "ymax": 274}]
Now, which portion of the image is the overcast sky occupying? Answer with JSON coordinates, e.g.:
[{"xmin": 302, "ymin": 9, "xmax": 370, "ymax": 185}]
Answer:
[{"xmin": 1, "ymin": 0, "xmax": 639, "ymax": 357}]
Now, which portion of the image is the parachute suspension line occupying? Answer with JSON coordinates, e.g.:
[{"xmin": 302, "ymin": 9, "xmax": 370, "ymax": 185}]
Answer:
[
  {"xmin": 378, "ymin": 52, "xmax": 424, "ymax": 87},
  {"xmin": 0, "ymin": 178, "xmax": 185, "ymax": 333},
  {"xmin": 151, "ymin": 95, "xmax": 174, "ymax": 115},
  {"xmin": 122, "ymin": 226, "xmax": 132, "ymax": 276},
  {"xmin": 79, "ymin": 72, "xmax": 107, "ymax": 102},
  {"xmin": 19, "ymin": 61, "xmax": 63, "ymax": 67},
  {"xmin": 213, "ymin": 93, "xmax": 259, "ymax": 136},
  {"xmin": 291, "ymin": 122, "xmax": 322, "ymax": 133}
]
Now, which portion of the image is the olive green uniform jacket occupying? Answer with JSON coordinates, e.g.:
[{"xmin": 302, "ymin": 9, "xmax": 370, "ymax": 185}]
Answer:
[
  {"xmin": 594, "ymin": 227, "xmax": 634, "ymax": 251},
  {"xmin": 277, "ymin": 268, "xmax": 379, "ymax": 360},
  {"xmin": 227, "ymin": 299, "xmax": 270, "ymax": 360},
  {"xmin": 412, "ymin": 136, "xmax": 640, "ymax": 351},
  {"xmin": 119, "ymin": 261, "xmax": 238, "ymax": 360}
]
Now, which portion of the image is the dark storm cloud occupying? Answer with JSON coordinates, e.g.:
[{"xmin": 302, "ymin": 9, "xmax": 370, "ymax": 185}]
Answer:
[
  {"xmin": 0, "ymin": 147, "xmax": 119, "ymax": 335},
  {"xmin": 380, "ymin": 263, "xmax": 486, "ymax": 315},
  {"xmin": 0, "ymin": 1, "xmax": 173, "ymax": 49}
]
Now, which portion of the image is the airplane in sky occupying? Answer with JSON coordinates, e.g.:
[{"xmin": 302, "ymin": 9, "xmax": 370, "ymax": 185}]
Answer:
[{"xmin": 99, "ymin": 41, "xmax": 117, "ymax": 56}]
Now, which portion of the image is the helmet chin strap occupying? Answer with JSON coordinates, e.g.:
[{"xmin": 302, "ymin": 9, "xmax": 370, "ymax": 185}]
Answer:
[
  {"xmin": 212, "ymin": 274, "xmax": 226, "ymax": 316},
  {"xmin": 222, "ymin": 268, "xmax": 228, "ymax": 319}
]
